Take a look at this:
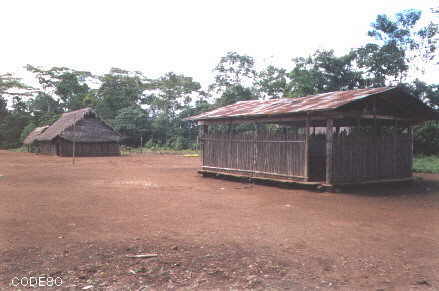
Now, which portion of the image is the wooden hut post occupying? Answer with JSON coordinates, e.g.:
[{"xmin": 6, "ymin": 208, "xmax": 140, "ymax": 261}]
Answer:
[
  {"xmin": 72, "ymin": 121, "xmax": 76, "ymax": 165},
  {"xmin": 304, "ymin": 114, "xmax": 310, "ymax": 181},
  {"xmin": 326, "ymin": 119, "xmax": 334, "ymax": 185},
  {"xmin": 200, "ymin": 123, "xmax": 208, "ymax": 167},
  {"xmin": 408, "ymin": 125, "xmax": 413, "ymax": 174},
  {"xmin": 253, "ymin": 124, "xmax": 260, "ymax": 174}
]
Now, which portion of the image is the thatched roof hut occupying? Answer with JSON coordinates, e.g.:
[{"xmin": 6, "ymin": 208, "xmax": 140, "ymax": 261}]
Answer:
[
  {"xmin": 30, "ymin": 108, "xmax": 120, "ymax": 156},
  {"xmin": 36, "ymin": 108, "xmax": 120, "ymax": 144}
]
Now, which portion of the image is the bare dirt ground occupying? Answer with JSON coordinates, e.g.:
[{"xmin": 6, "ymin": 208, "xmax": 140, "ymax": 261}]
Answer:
[{"xmin": 1, "ymin": 150, "xmax": 439, "ymax": 290}]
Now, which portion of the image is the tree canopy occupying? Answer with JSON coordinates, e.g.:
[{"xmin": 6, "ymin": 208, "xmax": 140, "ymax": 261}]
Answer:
[{"xmin": 0, "ymin": 8, "xmax": 438, "ymax": 152}]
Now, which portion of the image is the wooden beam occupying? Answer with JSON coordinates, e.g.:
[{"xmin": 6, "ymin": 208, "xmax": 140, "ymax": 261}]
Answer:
[
  {"xmin": 201, "ymin": 166, "xmax": 307, "ymax": 179},
  {"xmin": 197, "ymin": 112, "xmax": 343, "ymax": 125},
  {"xmin": 326, "ymin": 119, "xmax": 334, "ymax": 185}
]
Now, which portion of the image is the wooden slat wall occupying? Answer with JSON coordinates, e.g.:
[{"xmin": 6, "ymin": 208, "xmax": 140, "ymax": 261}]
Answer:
[
  {"xmin": 331, "ymin": 133, "xmax": 412, "ymax": 183},
  {"xmin": 201, "ymin": 131, "xmax": 306, "ymax": 179},
  {"xmin": 59, "ymin": 141, "xmax": 120, "ymax": 156},
  {"xmin": 38, "ymin": 142, "xmax": 57, "ymax": 155}
]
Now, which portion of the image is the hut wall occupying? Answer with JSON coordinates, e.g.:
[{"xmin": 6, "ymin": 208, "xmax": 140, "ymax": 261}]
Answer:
[
  {"xmin": 330, "ymin": 132, "xmax": 412, "ymax": 184},
  {"xmin": 201, "ymin": 131, "xmax": 306, "ymax": 180},
  {"xmin": 59, "ymin": 140, "xmax": 120, "ymax": 157},
  {"xmin": 38, "ymin": 142, "xmax": 58, "ymax": 155}
]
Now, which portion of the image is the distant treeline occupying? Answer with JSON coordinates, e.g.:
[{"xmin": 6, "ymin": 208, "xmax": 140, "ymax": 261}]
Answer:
[{"xmin": 0, "ymin": 8, "xmax": 438, "ymax": 153}]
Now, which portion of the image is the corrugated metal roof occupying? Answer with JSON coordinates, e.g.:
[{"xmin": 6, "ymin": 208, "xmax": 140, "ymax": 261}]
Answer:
[{"xmin": 187, "ymin": 87, "xmax": 394, "ymax": 121}]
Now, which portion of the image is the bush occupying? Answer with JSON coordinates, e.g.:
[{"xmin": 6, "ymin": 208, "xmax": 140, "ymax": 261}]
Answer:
[
  {"xmin": 145, "ymin": 138, "xmax": 155, "ymax": 148},
  {"xmin": 414, "ymin": 122, "xmax": 439, "ymax": 155},
  {"xmin": 172, "ymin": 136, "xmax": 187, "ymax": 150},
  {"xmin": 413, "ymin": 155, "xmax": 439, "ymax": 173}
]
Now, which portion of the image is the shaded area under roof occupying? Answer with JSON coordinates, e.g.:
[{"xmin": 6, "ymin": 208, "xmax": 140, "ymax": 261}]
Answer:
[{"xmin": 186, "ymin": 87, "xmax": 439, "ymax": 122}]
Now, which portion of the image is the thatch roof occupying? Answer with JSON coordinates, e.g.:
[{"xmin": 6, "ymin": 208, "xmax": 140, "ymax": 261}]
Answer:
[
  {"xmin": 23, "ymin": 126, "xmax": 49, "ymax": 145},
  {"xmin": 36, "ymin": 108, "xmax": 120, "ymax": 143}
]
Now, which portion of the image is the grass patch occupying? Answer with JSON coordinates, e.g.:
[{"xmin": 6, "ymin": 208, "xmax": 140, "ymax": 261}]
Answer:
[
  {"xmin": 8, "ymin": 147, "xmax": 27, "ymax": 152},
  {"xmin": 121, "ymin": 146, "xmax": 199, "ymax": 156},
  {"xmin": 413, "ymin": 155, "xmax": 439, "ymax": 174}
]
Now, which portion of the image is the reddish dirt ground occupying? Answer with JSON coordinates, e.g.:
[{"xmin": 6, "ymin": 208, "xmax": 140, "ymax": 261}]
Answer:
[{"xmin": 1, "ymin": 150, "xmax": 439, "ymax": 290}]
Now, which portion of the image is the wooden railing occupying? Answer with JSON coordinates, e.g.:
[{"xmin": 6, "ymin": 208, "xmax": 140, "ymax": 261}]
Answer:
[{"xmin": 200, "ymin": 131, "xmax": 306, "ymax": 179}]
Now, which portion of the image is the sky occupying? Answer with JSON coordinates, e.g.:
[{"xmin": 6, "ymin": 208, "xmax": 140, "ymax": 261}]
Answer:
[{"xmin": 1, "ymin": 0, "xmax": 438, "ymax": 89}]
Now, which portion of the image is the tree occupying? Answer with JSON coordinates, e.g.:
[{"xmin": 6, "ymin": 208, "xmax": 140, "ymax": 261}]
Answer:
[
  {"xmin": 288, "ymin": 50, "xmax": 365, "ymax": 97},
  {"xmin": 96, "ymin": 68, "xmax": 148, "ymax": 121},
  {"xmin": 209, "ymin": 52, "xmax": 259, "ymax": 107},
  {"xmin": 26, "ymin": 65, "xmax": 94, "ymax": 111},
  {"xmin": 367, "ymin": 9, "xmax": 438, "ymax": 77},
  {"xmin": 0, "ymin": 73, "xmax": 33, "ymax": 148},
  {"xmin": 147, "ymin": 72, "xmax": 201, "ymax": 118},
  {"xmin": 28, "ymin": 92, "xmax": 62, "ymax": 114},
  {"xmin": 403, "ymin": 79, "xmax": 439, "ymax": 108},
  {"xmin": 256, "ymin": 65, "xmax": 289, "ymax": 99},
  {"xmin": 112, "ymin": 105, "xmax": 150, "ymax": 145},
  {"xmin": 0, "ymin": 73, "xmax": 30, "ymax": 96},
  {"xmin": 286, "ymin": 9, "xmax": 438, "ymax": 96},
  {"xmin": 20, "ymin": 122, "xmax": 36, "ymax": 142},
  {"xmin": 145, "ymin": 72, "xmax": 202, "ymax": 145},
  {"xmin": 354, "ymin": 43, "xmax": 408, "ymax": 86}
]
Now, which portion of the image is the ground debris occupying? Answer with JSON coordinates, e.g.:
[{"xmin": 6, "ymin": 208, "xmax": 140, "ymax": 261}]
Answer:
[{"xmin": 126, "ymin": 253, "xmax": 158, "ymax": 258}]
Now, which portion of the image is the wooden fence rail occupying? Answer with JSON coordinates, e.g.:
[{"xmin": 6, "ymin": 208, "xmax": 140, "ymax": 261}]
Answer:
[{"xmin": 200, "ymin": 131, "xmax": 306, "ymax": 179}]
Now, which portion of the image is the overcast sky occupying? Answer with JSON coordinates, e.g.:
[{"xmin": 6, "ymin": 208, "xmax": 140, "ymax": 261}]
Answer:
[{"xmin": 1, "ymin": 0, "xmax": 438, "ymax": 88}]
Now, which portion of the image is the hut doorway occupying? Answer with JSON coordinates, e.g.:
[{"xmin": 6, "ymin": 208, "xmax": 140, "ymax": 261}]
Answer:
[{"xmin": 309, "ymin": 133, "xmax": 326, "ymax": 182}]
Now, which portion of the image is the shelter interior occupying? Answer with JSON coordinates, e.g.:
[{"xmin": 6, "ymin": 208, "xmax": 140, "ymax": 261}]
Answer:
[{"xmin": 199, "ymin": 117, "xmax": 413, "ymax": 186}]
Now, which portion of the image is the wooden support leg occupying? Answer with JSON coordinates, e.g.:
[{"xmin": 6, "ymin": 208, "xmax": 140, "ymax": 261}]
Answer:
[{"xmin": 326, "ymin": 119, "xmax": 334, "ymax": 185}]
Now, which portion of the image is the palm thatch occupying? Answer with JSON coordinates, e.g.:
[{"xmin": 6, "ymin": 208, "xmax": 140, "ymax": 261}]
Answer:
[
  {"xmin": 23, "ymin": 126, "xmax": 49, "ymax": 145},
  {"xmin": 36, "ymin": 108, "xmax": 120, "ymax": 143}
]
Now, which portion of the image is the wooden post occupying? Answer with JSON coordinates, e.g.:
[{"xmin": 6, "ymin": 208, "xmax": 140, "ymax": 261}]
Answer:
[
  {"xmin": 253, "ymin": 124, "xmax": 260, "ymax": 174},
  {"xmin": 72, "ymin": 122, "xmax": 76, "ymax": 165},
  {"xmin": 304, "ymin": 114, "xmax": 310, "ymax": 181},
  {"xmin": 372, "ymin": 96, "xmax": 379, "ymax": 179},
  {"xmin": 200, "ymin": 124, "xmax": 208, "ymax": 167},
  {"xmin": 326, "ymin": 119, "xmax": 334, "ymax": 185},
  {"xmin": 408, "ymin": 126, "xmax": 413, "ymax": 175},
  {"xmin": 393, "ymin": 120, "xmax": 398, "ymax": 178}
]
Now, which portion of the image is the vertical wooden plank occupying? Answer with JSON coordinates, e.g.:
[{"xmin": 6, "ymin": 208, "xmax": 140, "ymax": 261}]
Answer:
[
  {"xmin": 304, "ymin": 115, "xmax": 310, "ymax": 181},
  {"xmin": 326, "ymin": 119, "xmax": 334, "ymax": 185}
]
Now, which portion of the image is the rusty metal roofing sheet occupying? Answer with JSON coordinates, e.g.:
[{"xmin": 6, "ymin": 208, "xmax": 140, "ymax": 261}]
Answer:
[{"xmin": 187, "ymin": 87, "xmax": 394, "ymax": 121}]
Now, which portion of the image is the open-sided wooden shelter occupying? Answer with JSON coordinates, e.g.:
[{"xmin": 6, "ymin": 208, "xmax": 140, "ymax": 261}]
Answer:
[
  {"xmin": 26, "ymin": 108, "xmax": 121, "ymax": 156},
  {"xmin": 186, "ymin": 87, "xmax": 439, "ymax": 187}
]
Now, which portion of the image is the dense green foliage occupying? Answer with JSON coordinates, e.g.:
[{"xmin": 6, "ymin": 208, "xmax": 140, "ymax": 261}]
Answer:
[
  {"xmin": 413, "ymin": 155, "xmax": 439, "ymax": 173},
  {"xmin": 0, "ymin": 9, "xmax": 438, "ymax": 152},
  {"xmin": 414, "ymin": 122, "xmax": 439, "ymax": 155}
]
